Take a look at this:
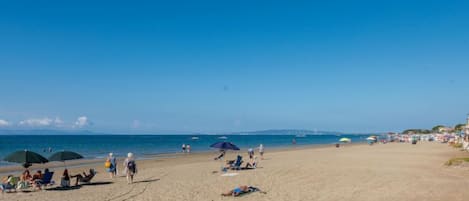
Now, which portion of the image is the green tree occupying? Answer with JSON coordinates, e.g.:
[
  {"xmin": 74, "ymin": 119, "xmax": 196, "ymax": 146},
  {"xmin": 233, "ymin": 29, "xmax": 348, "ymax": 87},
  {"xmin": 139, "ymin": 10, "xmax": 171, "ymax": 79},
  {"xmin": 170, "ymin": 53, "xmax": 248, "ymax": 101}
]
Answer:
[
  {"xmin": 454, "ymin": 124, "xmax": 466, "ymax": 132},
  {"xmin": 432, "ymin": 125, "xmax": 445, "ymax": 133}
]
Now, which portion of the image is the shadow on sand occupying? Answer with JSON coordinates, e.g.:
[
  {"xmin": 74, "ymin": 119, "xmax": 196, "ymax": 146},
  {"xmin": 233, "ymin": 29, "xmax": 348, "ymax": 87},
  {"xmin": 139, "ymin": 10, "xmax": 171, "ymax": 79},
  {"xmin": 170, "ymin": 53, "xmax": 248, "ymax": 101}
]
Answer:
[
  {"xmin": 80, "ymin": 181, "xmax": 114, "ymax": 186},
  {"xmin": 46, "ymin": 186, "xmax": 82, "ymax": 191},
  {"xmin": 133, "ymin": 178, "xmax": 160, "ymax": 184}
]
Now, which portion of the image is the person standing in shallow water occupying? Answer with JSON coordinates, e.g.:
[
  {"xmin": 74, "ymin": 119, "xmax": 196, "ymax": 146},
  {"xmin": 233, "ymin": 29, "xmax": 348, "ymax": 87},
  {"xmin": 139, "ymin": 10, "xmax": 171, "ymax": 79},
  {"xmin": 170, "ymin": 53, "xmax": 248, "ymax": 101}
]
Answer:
[
  {"xmin": 124, "ymin": 152, "xmax": 137, "ymax": 184},
  {"xmin": 182, "ymin": 144, "xmax": 186, "ymax": 153}
]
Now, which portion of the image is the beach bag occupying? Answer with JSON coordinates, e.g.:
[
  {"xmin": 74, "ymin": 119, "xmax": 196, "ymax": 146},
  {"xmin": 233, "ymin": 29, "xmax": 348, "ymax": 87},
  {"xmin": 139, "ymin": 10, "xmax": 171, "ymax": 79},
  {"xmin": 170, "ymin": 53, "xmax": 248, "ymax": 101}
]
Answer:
[
  {"xmin": 127, "ymin": 160, "xmax": 136, "ymax": 173},
  {"xmin": 104, "ymin": 159, "xmax": 111, "ymax": 168}
]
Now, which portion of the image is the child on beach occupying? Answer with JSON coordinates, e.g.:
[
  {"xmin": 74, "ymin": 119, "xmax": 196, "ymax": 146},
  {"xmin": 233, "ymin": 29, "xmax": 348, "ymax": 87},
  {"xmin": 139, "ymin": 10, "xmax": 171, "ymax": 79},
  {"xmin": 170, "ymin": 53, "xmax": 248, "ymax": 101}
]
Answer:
[{"xmin": 124, "ymin": 152, "xmax": 137, "ymax": 184}]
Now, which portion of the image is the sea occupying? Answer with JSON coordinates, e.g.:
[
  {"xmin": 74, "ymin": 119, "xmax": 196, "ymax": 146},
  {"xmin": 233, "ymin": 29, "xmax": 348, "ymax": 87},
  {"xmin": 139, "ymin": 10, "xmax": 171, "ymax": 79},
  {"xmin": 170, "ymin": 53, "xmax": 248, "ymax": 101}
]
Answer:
[{"xmin": 0, "ymin": 134, "xmax": 369, "ymax": 167}]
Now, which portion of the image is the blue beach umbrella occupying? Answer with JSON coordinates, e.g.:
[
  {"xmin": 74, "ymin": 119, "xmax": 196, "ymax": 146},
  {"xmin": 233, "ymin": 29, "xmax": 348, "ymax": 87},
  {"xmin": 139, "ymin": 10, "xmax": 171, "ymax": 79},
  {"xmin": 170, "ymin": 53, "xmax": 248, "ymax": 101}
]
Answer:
[{"xmin": 210, "ymin": 142, "xmax": 240, "ymax": 150}]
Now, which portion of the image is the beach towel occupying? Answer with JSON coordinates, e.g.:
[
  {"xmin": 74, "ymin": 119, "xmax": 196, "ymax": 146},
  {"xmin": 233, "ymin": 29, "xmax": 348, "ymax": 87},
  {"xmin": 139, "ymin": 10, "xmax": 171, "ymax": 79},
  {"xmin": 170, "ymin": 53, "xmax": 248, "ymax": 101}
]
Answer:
[{"xmin": 221, "ymin": 173, "xmax": 239, "ymax": 177}]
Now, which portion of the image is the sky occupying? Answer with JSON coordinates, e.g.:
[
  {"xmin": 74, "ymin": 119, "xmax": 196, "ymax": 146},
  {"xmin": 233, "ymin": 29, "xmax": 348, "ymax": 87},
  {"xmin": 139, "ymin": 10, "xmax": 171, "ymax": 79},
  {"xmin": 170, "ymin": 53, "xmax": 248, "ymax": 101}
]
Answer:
[{"xmin": 1, "ymin": 0, "xmax": 469, "ymax": 133}]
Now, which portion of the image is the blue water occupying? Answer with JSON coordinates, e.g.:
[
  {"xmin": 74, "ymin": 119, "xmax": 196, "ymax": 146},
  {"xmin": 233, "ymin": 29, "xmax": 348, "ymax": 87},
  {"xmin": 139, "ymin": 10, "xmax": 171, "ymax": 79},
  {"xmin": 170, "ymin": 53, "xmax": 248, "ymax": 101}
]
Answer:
[{"xmin": 0, "ymin": 134, "xmax": 368, "ymax": 166}]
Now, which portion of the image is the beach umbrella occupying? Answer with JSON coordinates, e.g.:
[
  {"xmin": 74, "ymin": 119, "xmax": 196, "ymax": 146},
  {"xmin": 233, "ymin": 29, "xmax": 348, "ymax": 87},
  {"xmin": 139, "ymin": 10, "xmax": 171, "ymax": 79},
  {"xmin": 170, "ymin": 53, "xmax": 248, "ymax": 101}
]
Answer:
[
  {"xmin": 48, "ymin": 151, "xmax": 83, "ymax": 168},
  {"xmin": 3, "ymin": 150, "xmax": 48, "ymax": 168},
  {"xmin": 210, "ymin": 142, "xmax": 240, "ymax": 150},
  {"xmin": 339, "ymin": 138, "xmax": 351, "ymax": 143},
  {"xmin": 367, "ymin": 137, "xmax": 376, "ymax": 141},
  {"xmin": 48, "ymin": 151, "xmax": 83, "ymax": 162}
]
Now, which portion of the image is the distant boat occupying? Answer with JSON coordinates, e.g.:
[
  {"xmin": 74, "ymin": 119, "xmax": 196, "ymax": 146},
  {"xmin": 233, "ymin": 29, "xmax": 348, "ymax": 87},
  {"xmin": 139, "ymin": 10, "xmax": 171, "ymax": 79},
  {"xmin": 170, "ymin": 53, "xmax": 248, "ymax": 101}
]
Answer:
[
  {"xmin": 191, "ymin": 136, "xmax": 199, "ymax": 140},
  {"xmin": 218, "ymin": 136, "xmax": 228, "ymax": 140}
]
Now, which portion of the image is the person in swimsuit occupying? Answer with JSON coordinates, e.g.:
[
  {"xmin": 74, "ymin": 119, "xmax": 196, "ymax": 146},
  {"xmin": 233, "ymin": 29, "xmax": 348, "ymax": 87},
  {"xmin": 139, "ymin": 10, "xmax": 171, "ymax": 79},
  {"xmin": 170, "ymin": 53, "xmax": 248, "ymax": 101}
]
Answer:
[
  {"xmin": 221, "ymin": 185, "xmax": 264, "ymax": 196},
  {"xmin": 222, "ymin": 185, "xmax": 249, "ymax": 196}
]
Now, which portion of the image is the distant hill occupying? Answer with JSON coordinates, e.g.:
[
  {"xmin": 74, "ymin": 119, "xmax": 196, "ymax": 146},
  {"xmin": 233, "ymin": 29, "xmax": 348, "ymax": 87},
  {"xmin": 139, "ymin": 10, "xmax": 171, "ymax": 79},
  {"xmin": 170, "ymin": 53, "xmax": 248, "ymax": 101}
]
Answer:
[
  {"xmin": 0, "ymin": 129, "xmax": 96, "ymax": 135},
  {"xmin": 231, "ymin": 129, "xmax": 342, "ymax": 135},
  {"xmin": 0, "ymin": 129, "xmax": 346, "ymax": 135}
]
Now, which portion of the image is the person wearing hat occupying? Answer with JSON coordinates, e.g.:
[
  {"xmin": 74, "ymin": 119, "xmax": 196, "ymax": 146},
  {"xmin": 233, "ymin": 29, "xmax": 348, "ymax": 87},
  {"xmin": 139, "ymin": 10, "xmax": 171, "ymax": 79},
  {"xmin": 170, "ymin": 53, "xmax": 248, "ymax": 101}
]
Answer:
[
  {"xmin": 123, "ymin": 152, "xmax": 137, "ymax": 184},
  {"xmin": 106, "ymin": 153, "xmax": 117, "ymax": 178}
]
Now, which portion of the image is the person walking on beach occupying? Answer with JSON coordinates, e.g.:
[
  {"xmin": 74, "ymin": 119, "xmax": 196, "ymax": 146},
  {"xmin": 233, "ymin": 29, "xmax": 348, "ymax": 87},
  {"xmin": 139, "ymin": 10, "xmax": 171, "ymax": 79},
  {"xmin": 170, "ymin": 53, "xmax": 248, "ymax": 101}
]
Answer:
[
  {"xmin": 258, "ymin": 144, "xmax": 264, "ymax": 160},
  {"xmin": 124, "ymin": 152, "xmax": 137, "ymax": 184},
  {"xmin": 186, "ymin": 144, "xmax": 191, "ymax": 153},
  {"xmin": 248, "ymin": 147, "xmax": 254, "ymax": 159},
  {"xmin": 182, "ymin": 144, "xmax": 186, "ymax": 153},
  {"xmin": 106, "ymin": 153, "xmax": 117, "ymax": 178}
]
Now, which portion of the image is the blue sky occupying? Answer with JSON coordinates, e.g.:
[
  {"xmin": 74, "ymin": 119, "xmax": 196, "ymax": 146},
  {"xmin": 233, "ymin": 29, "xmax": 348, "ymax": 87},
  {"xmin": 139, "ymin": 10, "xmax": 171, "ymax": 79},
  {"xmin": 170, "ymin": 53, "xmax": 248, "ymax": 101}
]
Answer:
[{"xmin": 1, "ymin": 0, "xmax": 469, "ymax": 133}]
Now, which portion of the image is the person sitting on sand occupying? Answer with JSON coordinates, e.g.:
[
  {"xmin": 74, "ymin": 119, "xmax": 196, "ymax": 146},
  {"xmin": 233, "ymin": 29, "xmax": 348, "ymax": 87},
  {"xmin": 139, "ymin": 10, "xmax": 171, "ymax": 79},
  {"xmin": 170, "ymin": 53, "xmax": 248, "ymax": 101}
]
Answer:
[
  {"xmin": 0, "ymin": 175, "xmax": 14, "ymax": 193},
  {"xmin": 17, "ymin": 170, "xmax": 32, "ymax": 189},
  {"xmin": 71, "ymin": 169, "xmax": 96, "ymax": 186},
  {"xmin": 221, "ymin": 185, "xmax": 264, "ymax": 197},
  {"xmin": 214, "ymin": 150, "xmax": 226, "ymax": 160},
  {"xmin": 245, "ymin": 156, "xmax": 258, "ymax": 169},
  {"xmin": 61, "ymin": 169, "xmax": 71, "ymax": 187},
  {"xmin": 31, "ymin": 170, "xmax": 43, "ymax": 190}
]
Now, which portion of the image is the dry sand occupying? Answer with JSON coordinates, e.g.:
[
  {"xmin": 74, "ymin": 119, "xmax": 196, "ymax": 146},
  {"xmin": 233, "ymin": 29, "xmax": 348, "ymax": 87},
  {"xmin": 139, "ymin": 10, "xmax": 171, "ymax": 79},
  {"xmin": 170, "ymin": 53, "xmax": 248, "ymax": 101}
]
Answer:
[{"xmin": 2, "ymin": 142, "xmax": 469, "ymax": 201}]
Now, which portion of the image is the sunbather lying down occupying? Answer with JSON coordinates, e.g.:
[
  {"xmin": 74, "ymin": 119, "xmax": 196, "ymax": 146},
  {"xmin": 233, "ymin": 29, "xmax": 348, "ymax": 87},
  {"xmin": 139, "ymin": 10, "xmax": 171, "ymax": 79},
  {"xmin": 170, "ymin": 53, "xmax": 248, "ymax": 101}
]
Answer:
[
  {"xmin": 221, "ymin": 185, "xmax": 265, "ymax": 197},
  {"xmin": 70, "ymin": 169, "xmax": 96, "ymax": 186}
]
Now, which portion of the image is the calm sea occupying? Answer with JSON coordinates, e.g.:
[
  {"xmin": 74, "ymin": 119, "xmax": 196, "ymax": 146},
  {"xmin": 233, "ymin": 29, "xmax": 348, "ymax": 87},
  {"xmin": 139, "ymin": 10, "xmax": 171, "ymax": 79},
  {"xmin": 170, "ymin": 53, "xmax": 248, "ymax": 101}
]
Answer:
[{"xmin": 0, "ymin": 134, "xmax": 368, "ymax": 166}]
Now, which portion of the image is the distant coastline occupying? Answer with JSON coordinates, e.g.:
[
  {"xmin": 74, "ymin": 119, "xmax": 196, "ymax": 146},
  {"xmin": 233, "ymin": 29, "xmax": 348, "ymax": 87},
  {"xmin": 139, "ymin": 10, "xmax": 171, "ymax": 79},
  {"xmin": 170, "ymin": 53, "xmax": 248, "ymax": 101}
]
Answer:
[{"xmin": 0, "ymin": 129, "xmax": 371, "ymax": 135}]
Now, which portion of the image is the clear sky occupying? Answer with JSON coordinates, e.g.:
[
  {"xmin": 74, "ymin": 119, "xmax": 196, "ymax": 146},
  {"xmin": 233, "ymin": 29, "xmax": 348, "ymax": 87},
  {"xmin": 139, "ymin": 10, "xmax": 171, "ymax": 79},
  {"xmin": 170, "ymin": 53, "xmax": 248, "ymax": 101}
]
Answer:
[{"xmin": 1, "ymin": 0, "xmax": 469, "ymax": 133}]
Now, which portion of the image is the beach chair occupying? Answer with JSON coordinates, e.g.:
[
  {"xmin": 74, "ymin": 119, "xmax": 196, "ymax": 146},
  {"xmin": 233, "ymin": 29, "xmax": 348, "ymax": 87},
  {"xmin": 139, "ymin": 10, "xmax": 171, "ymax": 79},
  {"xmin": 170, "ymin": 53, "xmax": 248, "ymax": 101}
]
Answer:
[
  {"xmin": 1, "ymin": 177, "xmax": 19, "ymax": 193},
  {"xmin": 73, "ymin": 169, "xmax": 96, "ymax": 185},
  {"xmin": 230, "ymin": 155, "xmax": 243, "ymax": 170},
  {"xmin": 39, "ymin": 172, "xmax": 55, "ymax": 186},
  {"xmin": 16, "ymin": 180, "xmax": 31, "ymax": 191}
]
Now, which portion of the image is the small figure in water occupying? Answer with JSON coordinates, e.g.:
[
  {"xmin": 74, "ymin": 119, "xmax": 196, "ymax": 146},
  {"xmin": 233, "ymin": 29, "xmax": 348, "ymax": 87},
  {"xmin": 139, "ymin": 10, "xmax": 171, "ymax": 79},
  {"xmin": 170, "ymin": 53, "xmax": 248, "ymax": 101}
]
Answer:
[
  {"xmin": 48, "ymin": 147, "xmax": 52, "ymax": 152},
  {"xmin": 292, "ymin": 138, "xmax": 296, "ymax": 145}
]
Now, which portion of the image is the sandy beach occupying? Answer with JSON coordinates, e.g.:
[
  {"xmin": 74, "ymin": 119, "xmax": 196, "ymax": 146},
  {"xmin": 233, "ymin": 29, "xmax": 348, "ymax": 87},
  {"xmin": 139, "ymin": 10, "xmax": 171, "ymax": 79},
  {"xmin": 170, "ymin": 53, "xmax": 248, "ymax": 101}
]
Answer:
[{"xmin": 2, "ymin": 142, "xmax": 469, "ymax": 201}]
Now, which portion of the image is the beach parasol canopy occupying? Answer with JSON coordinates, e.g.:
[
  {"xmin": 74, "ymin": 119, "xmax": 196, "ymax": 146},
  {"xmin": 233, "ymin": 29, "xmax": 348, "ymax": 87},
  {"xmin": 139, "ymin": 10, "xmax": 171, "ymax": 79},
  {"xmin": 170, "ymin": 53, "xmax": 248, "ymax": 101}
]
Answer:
[
  {"xmin": 367, "ymin": 137, "xmax": 376, "ymax": 141},
  {"xmin": 3, "ymin": 150, "xmax": 48, "ymax": 168},
  {"xmin": 48, "ymin": 151, "xmax": 84, "ymax": 162},
  {"xmin": 210, "ymin": 142, "xmax": 240, "ymax": 150},
  {"xmin": 339, "ymin": 138, "xmax": 351, "ymax": 143}
]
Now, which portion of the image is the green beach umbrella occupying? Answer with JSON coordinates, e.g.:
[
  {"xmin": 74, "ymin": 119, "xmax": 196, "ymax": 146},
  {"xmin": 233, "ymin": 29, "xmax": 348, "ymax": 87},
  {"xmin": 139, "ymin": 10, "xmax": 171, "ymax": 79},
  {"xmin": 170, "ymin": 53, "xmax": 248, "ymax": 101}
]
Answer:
[
  {"xmin": 48, "ymin": 151, "xmax": 84, "ymax": 168},
  {"xmin": 48, "ymin": 151, "xmax": 83, "ymax": 162},
  {"xmin": 3, "ymin": 150, "xmax": 49, "ymax": 168}
]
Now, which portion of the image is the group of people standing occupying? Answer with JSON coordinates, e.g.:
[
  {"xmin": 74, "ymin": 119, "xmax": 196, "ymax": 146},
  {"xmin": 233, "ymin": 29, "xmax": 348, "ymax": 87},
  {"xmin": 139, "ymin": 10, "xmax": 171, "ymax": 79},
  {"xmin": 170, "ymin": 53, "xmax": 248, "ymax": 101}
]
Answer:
[
  {"xmin": 249, "ymin": 144, "xmax": 264, "ymax": 160},
  {"xmin": 105, "ymin": 152, "xmax": 138, "ymax": 184},
  {"xmin": 181, "ymin": 144, "xmax": 191, "ymax": 153}
]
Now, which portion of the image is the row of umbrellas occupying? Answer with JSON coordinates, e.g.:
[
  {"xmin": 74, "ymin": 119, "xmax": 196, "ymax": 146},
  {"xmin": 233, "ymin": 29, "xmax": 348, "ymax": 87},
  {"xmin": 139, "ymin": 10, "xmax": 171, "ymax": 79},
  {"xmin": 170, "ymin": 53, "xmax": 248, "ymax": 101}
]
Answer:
[
  {"xmin": 3, "ymin": 142, "xmax": 238, "ymax": 169},
  {"xmin": 3, "ymin": 150, "xmax": 83, "ymax": 168}
]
